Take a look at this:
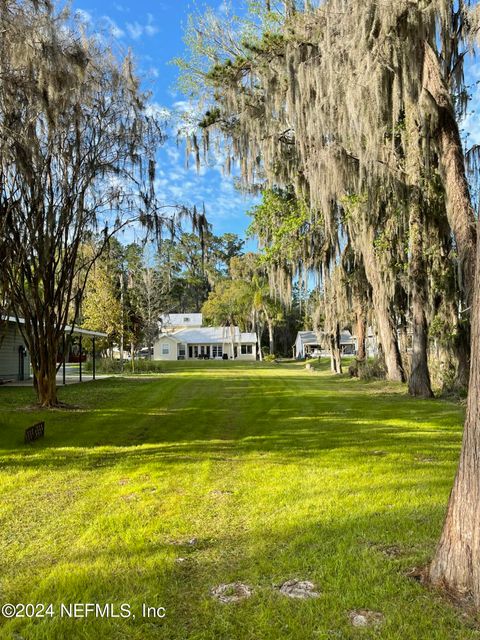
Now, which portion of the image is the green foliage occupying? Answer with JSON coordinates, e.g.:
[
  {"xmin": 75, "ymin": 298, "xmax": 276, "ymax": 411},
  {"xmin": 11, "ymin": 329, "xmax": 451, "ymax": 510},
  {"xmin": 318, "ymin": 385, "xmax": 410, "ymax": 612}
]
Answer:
[
  {"xmin": 263, "ymin": 353, "xmax": 277, "ymax": 362},
  {"xmin": 349, "ymin": 357, "xmax": 385, "ymax": 380},
  {"xmin": 248, "ymin": 187, "xmax": 315, "ymax": 265},
  {"xmin": 202, "ymin": 279, "xmax": 253, "ymax": 330},
  {"xmin": 84, "ymin": 358, "xmax": 166, "ymax": 374}
]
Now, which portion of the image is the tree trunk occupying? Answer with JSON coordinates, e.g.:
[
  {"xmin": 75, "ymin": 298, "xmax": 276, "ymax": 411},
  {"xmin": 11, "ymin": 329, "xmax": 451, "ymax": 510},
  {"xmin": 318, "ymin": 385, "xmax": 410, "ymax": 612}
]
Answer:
[
  {"xmin": 409, "ymin": 291, "xmax": 433, "ymax": 397},
  {"xmin": 423, "ymin": 41, "xmax": 476, "ymax": 309},
  {"xmin": 356, "ymin": 308, "xmax": 366, "ymax": 361},
  {"xmin": 33, "ymin": 348, "xmax": 59, "ymax": 407},
  {"xmin": 267, "ymin": 320, "xmax": 274, "ymax": 355},
  {"xmin": 428, "ymin": 218, "xmax": 480, "ymax": 602},
  {"xmin": 354, "ymin": 228, "xmax": 405, "ymax": 382},
  {"xmin": 330, "ymin": 324, "xmax": 342, "ymax": 374},
  {"xmin": 119, "ymin": 273, "xmax": 124, "ymax": 371},
  {"xmin": 405, "ymin": 102, "xmax": 433, "ymax": 398},
  {"xmin": 454, "ymin": 323, "xmax": 470, "ymax": 391}
]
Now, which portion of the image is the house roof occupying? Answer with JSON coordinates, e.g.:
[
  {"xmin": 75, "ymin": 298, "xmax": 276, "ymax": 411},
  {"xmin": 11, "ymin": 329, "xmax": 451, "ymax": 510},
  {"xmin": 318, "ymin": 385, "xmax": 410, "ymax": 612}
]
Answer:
[
  {"xmin": 297, "ymin": 331, "xmax": 320, "ymax": 346},
  {"xmin": 296, "ymin": 329, "xmax": 356, "ymax": 347},
  {"xmin": 5, "ymin": 316, "xmax": 107, "ymax": 338},
  {"xmin": 159, "ymin": 326, "xmax": 257, "ymax": 344},
  {"xmin": 160, "ymin": 313, "xmax": 203, "ymax": 328}
]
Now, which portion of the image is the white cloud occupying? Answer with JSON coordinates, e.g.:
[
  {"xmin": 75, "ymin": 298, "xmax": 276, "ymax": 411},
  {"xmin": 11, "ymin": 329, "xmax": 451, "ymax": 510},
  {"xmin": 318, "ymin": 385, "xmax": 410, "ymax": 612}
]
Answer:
[
  {"xmin": 126, "ymin": 21, "xmax": 143, "ymax": 39},
  {"xmin": 148, "ymin": 66, "xmax": 160, "ymax": 79},
  {"xmin": 172, "ymin": 100, "xmax": 192, "ymax": 113},
  {"xmin": 145, "ymin": 102, "xmax": 171, "ymax": 121},
  {"xmin": 102, "ymin": 16, "xmax": 125, "ymax": 39},
  {"xmin": 126, "ymin": 15, "xmax": 159, "ymax": 40},
  {"xmin": 166, "ymin": 146, "xmax": 181, "ymax": 163},
  {"xmin": 145, "ymin": 14, "xmax": 159, "ymax": 36}
]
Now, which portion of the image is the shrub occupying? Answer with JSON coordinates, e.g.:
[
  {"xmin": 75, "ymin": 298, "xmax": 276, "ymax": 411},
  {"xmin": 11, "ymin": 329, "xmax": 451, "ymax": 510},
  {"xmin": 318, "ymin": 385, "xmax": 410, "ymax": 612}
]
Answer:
[
  {"xmin": 349, "ymin": 357, "xmax": 386, "ymax": 380},
  {"xmin": 263, "ymin": 354, "xmax": 277, "ymax": 362},
  {"xmin": 84, "ymin": 358, "xmax": 166, "ymax": 374}
]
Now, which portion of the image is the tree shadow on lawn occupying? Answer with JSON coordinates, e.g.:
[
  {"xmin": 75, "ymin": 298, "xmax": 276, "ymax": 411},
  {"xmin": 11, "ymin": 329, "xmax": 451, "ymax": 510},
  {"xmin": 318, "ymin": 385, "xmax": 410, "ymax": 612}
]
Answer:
[
  {"xmin": 0, "ymin": 408, "xmax": 462, "ymax": 473},
  {"xmin": 0, "ymin": 370, "xmax": 463, "ymax": 473},
  {"xmin": 1, "ymin": 505, "xmax": 476, "ymax": 640}
]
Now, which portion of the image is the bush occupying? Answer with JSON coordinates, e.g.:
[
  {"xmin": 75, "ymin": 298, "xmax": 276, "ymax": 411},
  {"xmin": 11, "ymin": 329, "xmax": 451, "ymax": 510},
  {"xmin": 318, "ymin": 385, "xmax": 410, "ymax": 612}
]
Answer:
[
  {"xmin": 349, "ymin": 357, "xmax": 386, "ymax": 381},
  {"xmin": 84, "ymin": 358, "xmax": 123, "ymax": 373},
  {"xmin": 263, "ymin": 354, "xmax": 277, "ymax": 363},
  {"xmin": 84, "ymin": 358, "xmax": 166, "ymax": 374}
]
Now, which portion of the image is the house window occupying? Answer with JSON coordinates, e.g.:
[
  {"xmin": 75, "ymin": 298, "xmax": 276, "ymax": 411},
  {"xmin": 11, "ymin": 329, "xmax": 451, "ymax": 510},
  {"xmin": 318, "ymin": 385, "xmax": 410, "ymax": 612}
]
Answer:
[
  {"xmin": 178, "ymin": 345, "xmax": 186, "ymax": 356},
  {"xmin": 212, "ymin": 345, "xmax": 223, "ymax": 358},
  {"xmin": 183, "ymin": 317, "xmax": 190, "ymax": 323},
  {"xmin": 241, "ymin": 345, "xmax": 253, "ymax": 355},
  {"xmin": 162, "ymin": 343, "xmax": 170, "ymax": 355}
]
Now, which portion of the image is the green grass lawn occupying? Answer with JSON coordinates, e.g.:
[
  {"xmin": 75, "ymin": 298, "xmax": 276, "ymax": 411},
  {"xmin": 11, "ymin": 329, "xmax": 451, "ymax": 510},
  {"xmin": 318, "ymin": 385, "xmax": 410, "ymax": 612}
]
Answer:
[{"xmin": 0, "ymin": 360, "xmax": 475, "ymax": 639}]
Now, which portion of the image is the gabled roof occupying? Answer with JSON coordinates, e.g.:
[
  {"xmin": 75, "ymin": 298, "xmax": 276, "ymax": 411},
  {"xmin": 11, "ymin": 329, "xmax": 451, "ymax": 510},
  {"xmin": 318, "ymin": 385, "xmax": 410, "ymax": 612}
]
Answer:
[
  {"xmin": 296, "ymin": 329, "xmax": 355, "ymax": 346},
  {"xmin": 158, "ymin": 326, "xmax": 257, "ymax": 344},
  {"xmin": 4, "ymin": 316, "xmax": 107, "ymax": 338},
  {"xmin": 297, "ymin": 331, "xmax": 321, "ymax": 346}
]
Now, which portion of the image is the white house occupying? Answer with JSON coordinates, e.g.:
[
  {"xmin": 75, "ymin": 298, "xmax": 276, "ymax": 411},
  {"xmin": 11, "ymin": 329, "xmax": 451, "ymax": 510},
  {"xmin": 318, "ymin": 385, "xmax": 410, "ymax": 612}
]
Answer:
[
  {"xmin": 0, "ymin": 316, "xmax": 106, "ymax": 382},
  {"xmin": 294, "ymin": 329, "xmax": 357, "ymax": 359},
  {"xmin": 0, "ymin": 318, "xmax": 31, "ymax": 381},
  {"xmin": 153, "ymin": 314, "xmax": 257, "ymax": 361},
  {"xmin": 294, "ymin": 331, "xmax": 322, "ymax": 359}
]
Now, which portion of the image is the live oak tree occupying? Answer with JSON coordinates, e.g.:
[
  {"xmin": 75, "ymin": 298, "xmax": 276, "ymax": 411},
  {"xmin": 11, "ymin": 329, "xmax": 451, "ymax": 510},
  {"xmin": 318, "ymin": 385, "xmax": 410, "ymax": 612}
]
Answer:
[
  {"xmin": 180, "ymin": 0, "xmax": 474, "ymax": 393},
  {"xmin": 0, "ymin": 1, "xmax": 192, "ymax": 406},
  {"xmin": 179, "ymin": 0, "xmax": 480, "ymax": 606}
]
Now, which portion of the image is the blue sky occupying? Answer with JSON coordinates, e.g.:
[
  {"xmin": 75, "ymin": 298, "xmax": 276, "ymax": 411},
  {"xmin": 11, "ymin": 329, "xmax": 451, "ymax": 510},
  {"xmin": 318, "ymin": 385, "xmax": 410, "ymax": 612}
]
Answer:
[{"xmin": 72, "ymin": 0, "xmax": 259, "ymax": 244}]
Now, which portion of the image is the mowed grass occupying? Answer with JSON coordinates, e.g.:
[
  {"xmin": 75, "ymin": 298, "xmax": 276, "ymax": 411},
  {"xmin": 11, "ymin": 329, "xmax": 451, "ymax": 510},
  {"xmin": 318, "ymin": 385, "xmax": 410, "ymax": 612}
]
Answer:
[{"xmin": 0, "ymin": 361, "xmax": 475, "ymax": 639}]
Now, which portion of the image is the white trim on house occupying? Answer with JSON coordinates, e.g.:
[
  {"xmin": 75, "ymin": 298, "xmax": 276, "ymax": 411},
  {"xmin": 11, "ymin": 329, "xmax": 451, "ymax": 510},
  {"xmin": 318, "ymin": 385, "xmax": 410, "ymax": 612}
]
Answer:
[{"xmin": 153, "ymin": 326, "xmax": 257, "ymax": 361}]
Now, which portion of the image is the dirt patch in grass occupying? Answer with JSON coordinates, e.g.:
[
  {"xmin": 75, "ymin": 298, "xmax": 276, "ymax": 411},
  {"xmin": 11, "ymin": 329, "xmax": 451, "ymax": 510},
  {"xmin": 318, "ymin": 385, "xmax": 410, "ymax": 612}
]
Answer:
[
  {"xmin": 348, "ymin": 610, "xmax": 384, "ymax": 628},
  {"xmin": 278, "ymin": 580, "xmax": 320, "ymax": 599},
  {"xmin": 211, "ymin": 583, "xmax": 253, "ymax": 603}
]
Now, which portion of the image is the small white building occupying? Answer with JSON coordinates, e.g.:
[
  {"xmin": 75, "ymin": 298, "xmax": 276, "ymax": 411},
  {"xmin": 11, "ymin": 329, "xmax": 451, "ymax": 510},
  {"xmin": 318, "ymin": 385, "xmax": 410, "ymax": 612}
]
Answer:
[
  {"xmin": 0, "ymin": 316, "xmax": 106, "ymax": 382},
  {"xmin": 294, "ymin": 329, "xmax": 357, "ymax": 359},
  {"xmin": 0, "ymin": 318, "xmax": 31, "ymax": 381},
  {"xmin": 153, "ymin": 326, "xmax": 257, "ymax": 361},
  {"xmin": 294, "ymin": 331, "xmax": 322, "ymax": 359}
]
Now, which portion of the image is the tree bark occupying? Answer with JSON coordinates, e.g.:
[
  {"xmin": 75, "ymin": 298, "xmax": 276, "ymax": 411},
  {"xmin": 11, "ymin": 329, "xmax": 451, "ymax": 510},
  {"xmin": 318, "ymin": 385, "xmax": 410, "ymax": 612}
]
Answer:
[
  {"xmin": 353, "ymin": 226, "xmax": 405, "ymax": 382},
  {"xmin": 428, "ymin": 216, "xmax": 480, "ymax": 602},
  {"xmin": 409, "ymin": 290, "xmax": 433, "ymax": 397},
  {"xmin": 422, "ymin": 41, "xmax": 476, "ymax": 309},
  {"xmin": 267, "ymin": 320, "xmax": 275, "ymax": 355},
  {"xmin": 454, "ymin": 324, "xmax": 470, "ymax": 391},
  {"xmin": 35, "ymin": 370, "xmax": 59, "ymax": 407},
  {"xmin": 33, "ymin": 344, "xmax": 59, "ymax": 407},
  {"xmin": 330, "ymin": 324, "xmax": 342, "ymax": 374},
  {"xmin": 356, "ymin": 309, "xmax": 366, "ymax": 361},
  {"xmin": 405, "ymin": 102, "xmax": 433, "ymax": 398}
]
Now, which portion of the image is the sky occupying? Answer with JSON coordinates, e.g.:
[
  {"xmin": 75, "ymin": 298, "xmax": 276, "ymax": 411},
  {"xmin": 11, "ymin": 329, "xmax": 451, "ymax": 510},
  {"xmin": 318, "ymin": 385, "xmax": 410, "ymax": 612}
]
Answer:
[{"xmin": 71, "ymin": 0, "xmax": 259, "ymax": 245}]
